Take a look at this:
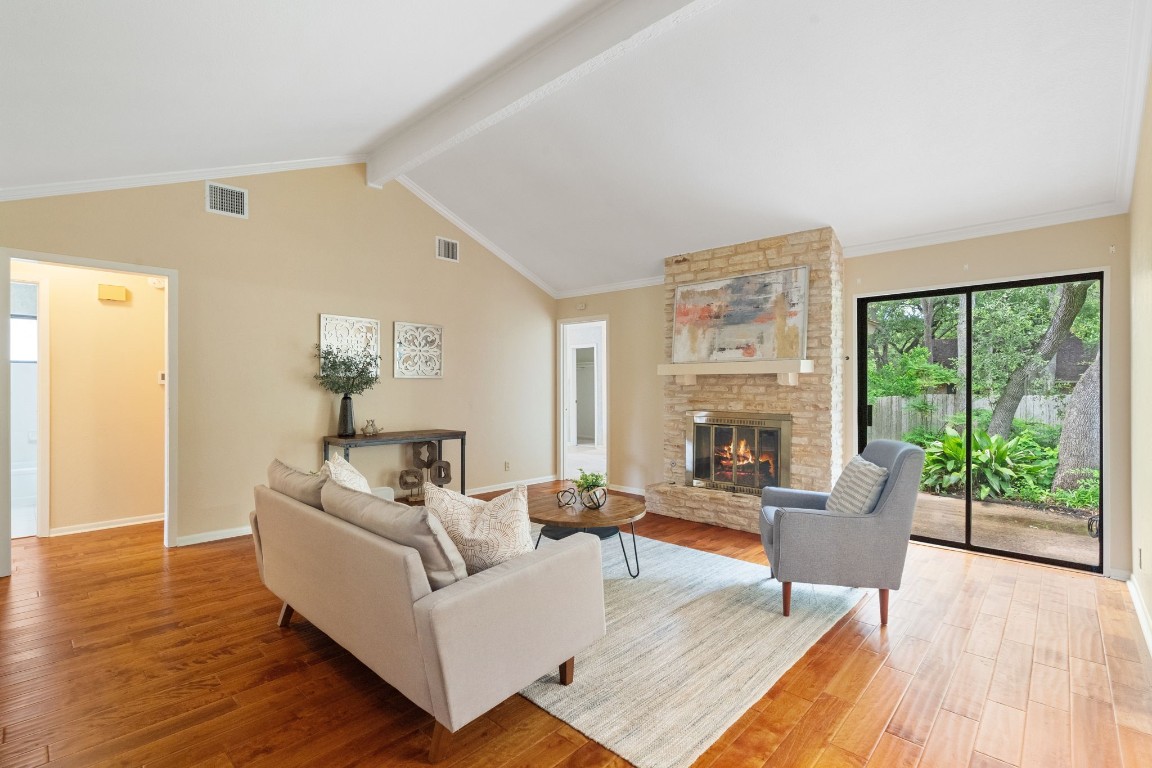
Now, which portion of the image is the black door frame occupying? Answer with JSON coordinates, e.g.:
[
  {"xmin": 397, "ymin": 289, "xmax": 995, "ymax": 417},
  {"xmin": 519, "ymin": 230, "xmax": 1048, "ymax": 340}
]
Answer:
[{"xmin": 856, "ymin": 271, "xmax": 1104, "ymax": 573}]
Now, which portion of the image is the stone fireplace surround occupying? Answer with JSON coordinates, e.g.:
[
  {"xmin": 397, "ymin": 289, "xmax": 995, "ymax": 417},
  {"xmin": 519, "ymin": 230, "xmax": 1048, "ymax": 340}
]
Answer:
[{"xmin": 645, "ymin": 227, "xmax": 845, "ymax": 534}]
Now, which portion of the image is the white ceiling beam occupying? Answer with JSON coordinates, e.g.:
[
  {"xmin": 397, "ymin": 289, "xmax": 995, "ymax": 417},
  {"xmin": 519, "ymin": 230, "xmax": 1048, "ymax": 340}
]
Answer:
[{"xmin": 365, "ymin": 0, "xmax": 724, "ymax": 188}]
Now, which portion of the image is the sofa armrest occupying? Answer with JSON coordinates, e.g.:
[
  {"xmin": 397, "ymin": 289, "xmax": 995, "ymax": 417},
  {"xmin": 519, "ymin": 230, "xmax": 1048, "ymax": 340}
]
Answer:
[
  {"xmin": 413, "ymin": 532, "xmax": 605, "ymax": 731},
  {"xmin": 249, "ymin": 509, "xmax": 264, "ymax": 583},
  {"xmin": 762, "ymin": 486, "xmax": 829, "ymax": 510}
]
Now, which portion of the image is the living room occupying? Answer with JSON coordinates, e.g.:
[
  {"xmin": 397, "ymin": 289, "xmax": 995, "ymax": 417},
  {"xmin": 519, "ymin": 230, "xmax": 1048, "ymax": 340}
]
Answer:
[{"xmin": 2, "ymin": 2, "xmax": 1152, "ymax": 766}]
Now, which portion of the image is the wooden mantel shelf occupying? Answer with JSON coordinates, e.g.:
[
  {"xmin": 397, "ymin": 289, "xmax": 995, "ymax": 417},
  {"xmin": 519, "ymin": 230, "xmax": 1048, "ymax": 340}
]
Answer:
[{"xmin": 656, "ymin": 359, "xmax": 814, "ymax": 386}]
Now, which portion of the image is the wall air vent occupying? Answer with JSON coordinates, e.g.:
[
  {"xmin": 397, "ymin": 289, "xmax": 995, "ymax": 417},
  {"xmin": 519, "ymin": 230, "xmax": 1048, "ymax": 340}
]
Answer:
[
  {"xmin": 436, "ymin": 236, "xmax": 460, "ymax": 263},
  {"xmin": 205, "ymin": 182, "xmax": 248, "ymax": 219}
]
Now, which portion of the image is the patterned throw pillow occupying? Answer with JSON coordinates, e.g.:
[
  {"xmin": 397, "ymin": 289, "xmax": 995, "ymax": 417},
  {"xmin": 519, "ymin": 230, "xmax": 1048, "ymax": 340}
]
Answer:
[
  {"xmin": 826, "ymin": 455, "xmax": 890, "ymax": 515},
  {"xmin": 423, "ymin": 483, "xmax": 533, "ymax": 575},
  {"xmin": 321, "ymin": 454, "xmax": 372, "ymax": 493}
]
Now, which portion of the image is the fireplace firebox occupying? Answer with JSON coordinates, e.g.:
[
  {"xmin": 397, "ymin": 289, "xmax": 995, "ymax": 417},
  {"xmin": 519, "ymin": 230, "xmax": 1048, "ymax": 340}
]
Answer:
[{"xmin": 685, "ymin": 411, "xmax": 791, "ymax": 495}]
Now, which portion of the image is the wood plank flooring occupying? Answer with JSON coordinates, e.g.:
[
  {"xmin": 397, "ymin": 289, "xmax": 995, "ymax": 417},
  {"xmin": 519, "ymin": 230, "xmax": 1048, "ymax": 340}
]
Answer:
[{"xmin": 2, "ymin": 482, "xmax": 1150, "ymax": 766}]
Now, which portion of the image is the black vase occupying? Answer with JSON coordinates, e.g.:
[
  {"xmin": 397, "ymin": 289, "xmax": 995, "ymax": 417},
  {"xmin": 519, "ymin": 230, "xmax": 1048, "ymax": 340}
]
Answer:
[{"xmin": 337, "ymin": 394, "xmax": 355, "ymax": 437}]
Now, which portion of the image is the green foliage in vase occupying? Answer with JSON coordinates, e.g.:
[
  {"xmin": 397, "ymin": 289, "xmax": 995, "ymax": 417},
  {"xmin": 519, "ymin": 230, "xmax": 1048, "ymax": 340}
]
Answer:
[
  {"xmin": 572, "ymin": 468, "xmax": 607, "ymax": 492},
  {"xmin": 314, "ymin": 344, "xmax": 380, "ymax": 396}
]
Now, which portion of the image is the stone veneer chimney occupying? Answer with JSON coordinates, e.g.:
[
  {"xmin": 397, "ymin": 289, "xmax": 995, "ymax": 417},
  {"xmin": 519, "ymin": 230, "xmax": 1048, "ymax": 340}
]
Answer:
[{"xmin": 645, "ymin": 227, "xmax": 845, "ymax": 533}]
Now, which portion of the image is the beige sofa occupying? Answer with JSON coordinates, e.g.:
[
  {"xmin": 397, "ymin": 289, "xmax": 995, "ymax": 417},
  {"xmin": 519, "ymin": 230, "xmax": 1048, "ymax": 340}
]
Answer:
[{"xmin": 250, "ymin": 482, "xmax": 605, "ymax": 761}]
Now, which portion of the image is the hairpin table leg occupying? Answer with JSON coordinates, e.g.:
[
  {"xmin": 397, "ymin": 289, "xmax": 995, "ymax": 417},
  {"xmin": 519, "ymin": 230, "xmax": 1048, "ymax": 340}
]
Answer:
[{"xmin": 618, "ymin": 522, "xmax": 640, "ymax": 578}]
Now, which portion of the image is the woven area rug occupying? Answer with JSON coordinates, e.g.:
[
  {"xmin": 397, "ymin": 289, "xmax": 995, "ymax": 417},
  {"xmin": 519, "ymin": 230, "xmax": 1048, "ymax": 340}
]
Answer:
[{"xmin": 520, "ymin": 534, "xmax": 862, "ymax": 768}]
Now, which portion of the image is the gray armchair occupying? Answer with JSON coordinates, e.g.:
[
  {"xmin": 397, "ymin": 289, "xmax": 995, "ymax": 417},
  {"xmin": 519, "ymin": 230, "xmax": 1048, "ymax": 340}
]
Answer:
[{"xmin": 760, "ymin": 439, "xmax": 925, "ymax": 625}]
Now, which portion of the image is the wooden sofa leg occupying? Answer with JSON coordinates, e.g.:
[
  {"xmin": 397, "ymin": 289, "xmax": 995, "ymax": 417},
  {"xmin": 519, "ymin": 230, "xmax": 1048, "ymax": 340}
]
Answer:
[
  {"xmin": 429, "ymin": 721, "xmax": 452, "ymax": 763},
  {"xmin": 560, "ymin": 657, "xmax": 575, "ymax": 685},
  {"xmin": 278, "ymin": 602, "xmax": 294, "ymax": 628},
  {"xmin": 782, "ymin": 582, "xmax": 792, "ymax": 617},
  {"xmin": 879, "ymin": 589, "xmax": 889, "ymax": 626}
]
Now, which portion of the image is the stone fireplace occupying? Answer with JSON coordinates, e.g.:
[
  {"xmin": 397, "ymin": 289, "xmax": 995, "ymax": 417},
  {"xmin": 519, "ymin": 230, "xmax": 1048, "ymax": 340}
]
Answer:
[{"xmin": 645, "ymin": 227, "xmax": 844, "ymax": 534}]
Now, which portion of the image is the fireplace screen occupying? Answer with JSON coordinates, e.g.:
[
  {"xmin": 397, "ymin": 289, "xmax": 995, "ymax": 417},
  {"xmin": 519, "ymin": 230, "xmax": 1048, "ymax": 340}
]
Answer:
[{"xmin": 686, "ymin": 412, "xmax": 791, "ymax": 495}]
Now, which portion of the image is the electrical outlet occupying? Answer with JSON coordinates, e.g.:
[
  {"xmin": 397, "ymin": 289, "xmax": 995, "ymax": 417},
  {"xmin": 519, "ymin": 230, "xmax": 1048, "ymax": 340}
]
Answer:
[{"xmin": 504, "ymin": 461, "xmax": 510, "ymax": 472}]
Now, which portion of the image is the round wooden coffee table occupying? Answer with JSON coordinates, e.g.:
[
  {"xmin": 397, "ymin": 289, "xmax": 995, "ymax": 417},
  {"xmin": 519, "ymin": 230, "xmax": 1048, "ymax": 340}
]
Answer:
[{"xmin": 530, "ymin": 501, "xmax": 645, "ymax": 578}]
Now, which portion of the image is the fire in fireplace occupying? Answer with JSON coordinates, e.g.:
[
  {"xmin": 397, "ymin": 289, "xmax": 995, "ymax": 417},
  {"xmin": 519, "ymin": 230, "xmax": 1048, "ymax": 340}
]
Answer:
[{"xmin": 686, "ymin": 411, "xmax": 792, "ymax": 495}]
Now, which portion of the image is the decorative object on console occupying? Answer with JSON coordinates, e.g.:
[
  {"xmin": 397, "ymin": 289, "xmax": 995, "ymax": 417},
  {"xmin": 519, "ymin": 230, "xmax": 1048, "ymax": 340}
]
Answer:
[
  {"xmin": 394, "ymin": 321, "xmax": 443, "ymax": 378},
  {"xmin": 397, "ymin": 441, "xmax": 452, "ymax": 501},
  {"xmin": 362, "ymin": 419, "xmax": 378, "ymax": 436},
  {"xmin": 314, "ymin": 341, "xmax": 380, "ymax": 438},
  {"xmin": 672, "ymin": 266, "xmax": 809, "ymax": 363}
]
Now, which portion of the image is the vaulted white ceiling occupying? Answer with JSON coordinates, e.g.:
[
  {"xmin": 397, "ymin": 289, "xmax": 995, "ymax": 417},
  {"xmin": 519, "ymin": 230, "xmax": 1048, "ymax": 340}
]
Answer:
[{"xmin": 2, "ymin": 1, "xmax": 1149, "ymax": 297}]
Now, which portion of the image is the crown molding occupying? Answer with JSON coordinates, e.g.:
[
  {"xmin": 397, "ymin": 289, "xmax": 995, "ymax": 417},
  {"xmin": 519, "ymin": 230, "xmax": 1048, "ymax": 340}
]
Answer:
[
  {"xmin": 396, "ymin": 175, "xmax": 559, "ymax": 298},
  {"xmin": 842, "ymin": 201, "xmax": 1129, "ymax": 259},
  {"xmin": 1112, "ymin": 0, "xmax": 1152, "ymax": 210},
  {"xmin": 0, "ymin": 155, "xmax": 368, "ymax": 202}
]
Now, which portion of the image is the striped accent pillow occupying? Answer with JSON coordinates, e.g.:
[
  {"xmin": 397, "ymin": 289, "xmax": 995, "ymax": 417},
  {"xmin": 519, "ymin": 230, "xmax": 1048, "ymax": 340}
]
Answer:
[{"xmin": 826, "ymin": 456, "xmax": 889, "ymax": 514}]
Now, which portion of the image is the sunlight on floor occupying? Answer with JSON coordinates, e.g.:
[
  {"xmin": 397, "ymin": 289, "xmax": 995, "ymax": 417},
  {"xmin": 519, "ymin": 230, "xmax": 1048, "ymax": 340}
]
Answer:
[{"xmin": 564, "ymin": 442, "xmax": 606, "ymax": 482}]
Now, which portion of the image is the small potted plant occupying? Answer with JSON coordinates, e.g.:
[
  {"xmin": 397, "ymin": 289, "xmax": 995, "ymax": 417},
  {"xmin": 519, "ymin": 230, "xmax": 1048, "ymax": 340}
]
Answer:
[
  {"xmin": 314, "ymin": 344, "xmax": 380, "ymax": 437},
  {"xmin": 572, "ymin": 468, "xmax": 608, "ymax": 510}
]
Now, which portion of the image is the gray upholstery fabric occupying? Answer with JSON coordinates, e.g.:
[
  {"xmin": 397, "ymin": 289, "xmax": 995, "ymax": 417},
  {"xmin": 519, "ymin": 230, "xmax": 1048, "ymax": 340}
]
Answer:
[
  {"xmin": 320, "ymin": 481, "xmax": 468, "ymax": 590},
  {"xmin": 759, "ymin": 440, "xmax": 925, "ymax": 590},
  {"xmin": 267, "ymin": 459, "xmax": 325, "ymax": 508},
  {"xmin": 251, "ymin": 483, "xmax": 606, "ymax": 735}
]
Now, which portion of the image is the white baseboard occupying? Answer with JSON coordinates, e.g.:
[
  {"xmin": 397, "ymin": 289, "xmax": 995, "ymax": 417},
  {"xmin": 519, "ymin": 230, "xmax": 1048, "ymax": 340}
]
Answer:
[
  {"xmin": 466, "ymin": 475, "xmax": 558, "ymax": 495},
  {"xmin": 1109, "ymin": 569, "xmax": 1133, "ymax": 581},
  {"xmin": 1129, "ymin": 578, "xmax": 1152, "ymax": 659},
  {"xmin": 50, "ymin": 513, "xmax": 164, "ymax": 537},
  {"xmin": 176, "ymin": 525, "xmax": 252, "ymax": 547},
  {"xmin": 609, "ymin": 483, "xmax": 647, "ymax": 496}
]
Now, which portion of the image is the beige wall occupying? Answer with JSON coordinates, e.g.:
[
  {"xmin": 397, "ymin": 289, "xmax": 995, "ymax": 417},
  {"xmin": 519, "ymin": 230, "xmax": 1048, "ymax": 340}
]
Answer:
[
  {"xmin": 0, "ymin": 164, "xmax": 556, "ymax": 540},
  {"xmin": 843, "ymin": 215, "xmax": 1132, "ymax": 576},
  {"xmin": 556, "ymin": 285, "xmax": 664, "ymax": 493},
  {"xmin": 10, "ymin": 262, "xmax": 165, "ymax": 531},
  {"xmin": 1130, "ymin": 70, "xmax": 1152, "ymax": 612}
]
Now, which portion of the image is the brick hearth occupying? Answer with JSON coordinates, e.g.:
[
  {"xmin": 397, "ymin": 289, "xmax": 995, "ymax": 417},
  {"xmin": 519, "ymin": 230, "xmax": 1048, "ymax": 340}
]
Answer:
[{"xmin": 645, "ymin": 227, "xmax": 844, "ymax": 533}]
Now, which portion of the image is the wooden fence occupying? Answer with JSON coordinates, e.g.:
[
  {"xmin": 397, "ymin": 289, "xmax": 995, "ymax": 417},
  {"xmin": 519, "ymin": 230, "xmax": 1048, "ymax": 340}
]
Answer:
[{"xmin": 869, "ymin": 394, "xmax": 1064, "ymax": 441}]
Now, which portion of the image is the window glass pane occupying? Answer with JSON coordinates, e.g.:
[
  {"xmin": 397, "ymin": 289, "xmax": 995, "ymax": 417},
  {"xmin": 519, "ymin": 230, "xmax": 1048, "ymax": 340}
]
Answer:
[{"xmin": 10, "ymin": 317, "xmax": 37, "ymax": 362}]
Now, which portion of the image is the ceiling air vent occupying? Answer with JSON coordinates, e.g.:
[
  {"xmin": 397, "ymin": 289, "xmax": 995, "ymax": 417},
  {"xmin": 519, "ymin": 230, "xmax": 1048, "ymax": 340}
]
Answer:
[
  {"xmin": 205, "ymin": 182, "xmax": 248, "ymax": 219},
  {"xmin": 436, "ymin": 236, "xmax": 460, "ymax": 263}
]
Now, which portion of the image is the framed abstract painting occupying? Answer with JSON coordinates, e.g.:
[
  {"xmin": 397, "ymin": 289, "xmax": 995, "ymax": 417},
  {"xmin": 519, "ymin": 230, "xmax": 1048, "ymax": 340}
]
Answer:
[{"xmin": 672, "ymin": 267, "xmax": 808, "ymax": 363}]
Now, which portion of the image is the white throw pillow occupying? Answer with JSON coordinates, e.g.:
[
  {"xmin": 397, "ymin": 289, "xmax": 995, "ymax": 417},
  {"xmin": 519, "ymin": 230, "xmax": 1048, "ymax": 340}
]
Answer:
[
  {"xmin": 826, "ymin": 456, "xmax": 889, "ymax": 515},
  {"xmin": 423, "ymin": 483, "xmax": 533, "ymax": 575},
  {"xmin": 321, "ymin": 454, "xmax": 372, "ymax": 493},
  {"xmin": 320, "ymin": 482, "xmax": 467, "ymax": 590}
]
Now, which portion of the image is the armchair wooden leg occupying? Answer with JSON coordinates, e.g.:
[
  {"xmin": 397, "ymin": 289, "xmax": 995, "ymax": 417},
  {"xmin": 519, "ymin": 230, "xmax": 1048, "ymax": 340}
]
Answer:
[
  {"xmin": 429, "ymin": 721, "xmax": 452, "ymax": 762},
  {"xmin": 560, "ymin": 657, "xmax": 575, "ymax": 685},
  {"xmin": 879, "ymin": 589, "xmax": 889, "ymax": 626},
  {"xmin": 782, "ymin": 582, "xmax": 792, "ymax": 617},
  {"xmin": 277, "ymin": 602, "xmax": 294, "ymax": 628}
]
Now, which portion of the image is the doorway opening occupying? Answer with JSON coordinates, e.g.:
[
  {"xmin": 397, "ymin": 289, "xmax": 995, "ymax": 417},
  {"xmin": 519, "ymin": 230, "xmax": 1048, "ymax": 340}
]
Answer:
[
  {"xmin": 857, "ymin": 272, "xmax": 1104, "ymax": 572},
  {"xmin": 10, "ymin": 282, "xmax": 40, "ymax": 539},
  {"xmin": 1, "ymin": 249, "xmax": 177, "ymax": 562},
  {"xmin": 559, "ymin": 319, "xmax": 607, "ymax": 484}
]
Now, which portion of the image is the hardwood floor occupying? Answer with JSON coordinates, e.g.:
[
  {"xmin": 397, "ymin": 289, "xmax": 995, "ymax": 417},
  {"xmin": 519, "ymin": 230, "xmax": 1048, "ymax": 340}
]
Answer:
[{"xmin": 2, "ymin": 483, "xmax": 1151, "ymax": 766}]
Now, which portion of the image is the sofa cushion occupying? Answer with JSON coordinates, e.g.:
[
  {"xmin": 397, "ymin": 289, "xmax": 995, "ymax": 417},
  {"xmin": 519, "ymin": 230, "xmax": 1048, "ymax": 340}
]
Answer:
[
  {"xmin": 321, "ymin": 454, "xmax": 372, "ymax": 493},
  {"xmin": 826, "ymin": 455, "xmax": 889, "ymax": 515},
  {"xmin": 268, "ymin": 459, "xmax": 325, "ymax": 509},
  {"xmin": 320, "ymin": 482, "xmax": 467, "ymax": 590},
  {"xmin": 423, "ymin": 483, "xmax": 533, "ymax": 575}
]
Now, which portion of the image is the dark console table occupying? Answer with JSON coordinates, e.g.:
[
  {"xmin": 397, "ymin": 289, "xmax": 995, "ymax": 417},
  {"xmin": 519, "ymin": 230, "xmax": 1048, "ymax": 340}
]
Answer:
[{"xmin": 323, "ymin": 429, "xmax": 466, "ymax": 494}]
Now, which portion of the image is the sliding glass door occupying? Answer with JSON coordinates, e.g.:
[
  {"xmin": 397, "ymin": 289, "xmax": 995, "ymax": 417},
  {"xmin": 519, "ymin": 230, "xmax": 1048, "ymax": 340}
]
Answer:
[{"xmin": 858, "ymin": 273, "xmax": 1103, "ymax": 572}]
